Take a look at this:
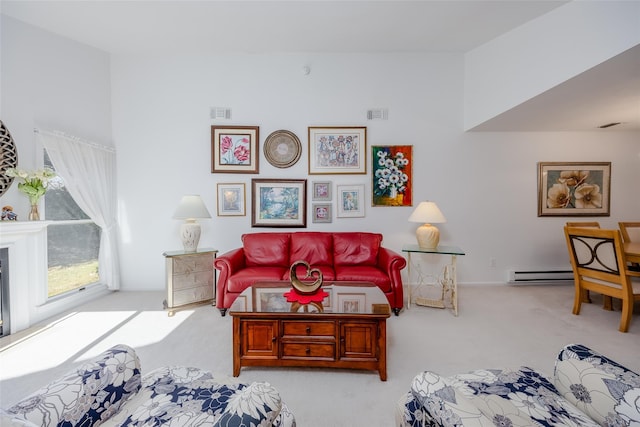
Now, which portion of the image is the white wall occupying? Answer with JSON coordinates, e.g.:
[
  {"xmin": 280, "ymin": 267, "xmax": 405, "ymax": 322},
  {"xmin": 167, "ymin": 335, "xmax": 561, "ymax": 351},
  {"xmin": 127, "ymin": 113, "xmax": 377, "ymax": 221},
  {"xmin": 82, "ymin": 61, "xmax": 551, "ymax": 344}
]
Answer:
[
  {"xmin": 111, "ymin": 52, "xmax": 640, "ymax": 290},
  {"xmin": 0, "ymin": 16, "xmax": 113, "ymax": 329},
  {"xmin": 2, "ymin": 14, "xmax": 639, "ymax": 303}
]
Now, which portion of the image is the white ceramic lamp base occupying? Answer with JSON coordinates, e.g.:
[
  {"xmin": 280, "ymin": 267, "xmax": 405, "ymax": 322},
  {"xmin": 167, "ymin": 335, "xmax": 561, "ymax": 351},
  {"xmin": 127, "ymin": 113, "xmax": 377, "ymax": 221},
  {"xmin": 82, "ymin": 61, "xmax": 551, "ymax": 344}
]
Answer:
[
  {"xmin": 180, "ymin": 220, "xmax": 201, "ymax": 252},
  {"xmin": 416, "ymin": 223, "xmax": 439, "ymax": 249}
]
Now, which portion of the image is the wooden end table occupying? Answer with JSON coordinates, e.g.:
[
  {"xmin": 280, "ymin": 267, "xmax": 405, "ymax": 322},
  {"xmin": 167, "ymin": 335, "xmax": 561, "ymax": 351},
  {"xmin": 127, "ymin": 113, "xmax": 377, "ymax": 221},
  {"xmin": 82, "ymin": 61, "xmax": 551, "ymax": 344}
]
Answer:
[{"xmin": 230, "ymin": 281, "xmax": 390, "ymax": 381}]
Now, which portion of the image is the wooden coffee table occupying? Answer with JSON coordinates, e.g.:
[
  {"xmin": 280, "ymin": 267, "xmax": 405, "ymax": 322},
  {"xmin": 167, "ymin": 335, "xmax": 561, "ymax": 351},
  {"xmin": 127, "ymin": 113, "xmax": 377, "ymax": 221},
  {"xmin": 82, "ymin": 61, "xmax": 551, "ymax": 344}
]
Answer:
[{"xmin": 229, "ymin": 281, "xmax": 390, "ymax": 381}]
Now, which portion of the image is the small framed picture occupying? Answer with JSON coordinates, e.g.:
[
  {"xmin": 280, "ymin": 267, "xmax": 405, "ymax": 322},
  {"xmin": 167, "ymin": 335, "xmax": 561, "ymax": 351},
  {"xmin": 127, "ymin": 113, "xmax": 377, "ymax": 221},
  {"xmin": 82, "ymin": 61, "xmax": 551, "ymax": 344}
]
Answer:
[
  {"xmin": 336, "ymin": 184, "xmax": 365, "ymax": 218},
  {"xmin": 312, "ymin": 203, "xmax": 332, "ymax": 223},
  {"xmin": 337, "ymin": 293, "xmax": 366, "ymax": 313},
  {"xmin": 217, "ymin": 183, "xmax": 246, "ymax": 216},
  {"xmin": 211, "ymin": 126, "xmax": 259, "ymax": 173},
  {"xmin": 252, "ymin": 179, "xmax": 307, "ymax": 227},
  {"xmin": 312, "ymin": 181, "xmax": 332, "ymax": 201},
  {"xmin": 537, "ymin": 162, "xmax": 611, "ymax": 217},
  {"xmin": 253, "ymin": 286, "xmax": 290, "ymax": 312},
  {"xmin": 308, "ymin": 126, "xmax": 367, "ymax": 174}
]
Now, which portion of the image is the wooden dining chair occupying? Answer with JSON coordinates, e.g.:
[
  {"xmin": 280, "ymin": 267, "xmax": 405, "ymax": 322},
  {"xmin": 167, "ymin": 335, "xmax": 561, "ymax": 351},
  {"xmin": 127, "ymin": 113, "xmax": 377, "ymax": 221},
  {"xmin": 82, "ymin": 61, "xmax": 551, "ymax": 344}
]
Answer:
[
  {"xmin": 565, "ymin": 222, "xmax": 601, "ymax": 304},
  {"xmin": 619, "ymin": 222, "xmax": 640, "ymax": 271},
  {"xmin": 566, "ymin": 221, "xmax": 601, "ymax": 228},
  {"xmin": 564, "ymin": 226, "xmax": 640, "ymax": 332}
]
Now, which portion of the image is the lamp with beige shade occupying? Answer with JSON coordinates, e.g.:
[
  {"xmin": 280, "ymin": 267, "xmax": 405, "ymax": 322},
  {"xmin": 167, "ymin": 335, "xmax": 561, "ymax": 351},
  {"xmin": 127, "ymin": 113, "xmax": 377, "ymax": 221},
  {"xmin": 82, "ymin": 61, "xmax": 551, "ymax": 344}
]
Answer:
[{"xmin": 408, "ymin": 201, "xmax": 446, "ymax": 249}]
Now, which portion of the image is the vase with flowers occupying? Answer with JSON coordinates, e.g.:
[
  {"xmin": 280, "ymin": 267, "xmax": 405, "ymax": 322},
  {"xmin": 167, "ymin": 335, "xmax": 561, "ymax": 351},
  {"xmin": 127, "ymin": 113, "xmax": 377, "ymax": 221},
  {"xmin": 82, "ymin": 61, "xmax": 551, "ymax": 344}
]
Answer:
[{"xmin": 5, "ymin": 167, "xmax": 57, "ymax": 220}]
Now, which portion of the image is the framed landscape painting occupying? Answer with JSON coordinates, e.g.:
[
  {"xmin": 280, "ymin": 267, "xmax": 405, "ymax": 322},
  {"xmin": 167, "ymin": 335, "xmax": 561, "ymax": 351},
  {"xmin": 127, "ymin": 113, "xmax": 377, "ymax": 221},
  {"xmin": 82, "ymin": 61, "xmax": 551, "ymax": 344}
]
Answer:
[
  {"xmin": 372, "ymin": 145, "xmax": 412, "ymax": 207},
  {"xmin": 308, "ymin": 126, "xmax": 366, "ymax": 174},
  {"xmin": 211, "ymin": 126, "xmax": 259, "ymax": 173},
  {"xmin": 538, "ymin": 161, "xmax": 611, "ymax": 217},
  {"xmin": 252, "ymin": 179, "xmax": 307, "ymax": 227}
]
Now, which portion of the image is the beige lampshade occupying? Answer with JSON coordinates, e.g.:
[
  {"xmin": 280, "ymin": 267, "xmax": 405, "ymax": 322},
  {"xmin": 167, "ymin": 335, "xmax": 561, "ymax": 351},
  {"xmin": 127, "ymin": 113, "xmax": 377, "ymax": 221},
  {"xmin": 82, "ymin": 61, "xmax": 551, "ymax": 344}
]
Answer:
[
  {"xmin": 408, "ymin": 201, "xmax": 446, "ymax": 249},
  {"xmin": 173, "ymin": 195, "xmax": 211, "ymax": 252}
]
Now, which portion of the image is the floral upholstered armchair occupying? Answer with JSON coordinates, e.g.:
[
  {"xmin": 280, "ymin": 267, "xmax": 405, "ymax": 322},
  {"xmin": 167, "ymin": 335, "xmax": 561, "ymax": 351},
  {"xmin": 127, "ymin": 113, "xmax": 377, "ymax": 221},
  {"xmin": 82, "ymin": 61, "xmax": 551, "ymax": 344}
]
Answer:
[
  {"xmin": 397, "ymin": 344, "xmax": 639, "ymax": 426},
  {"xmin": 2, "ymin": 344, "xmax": 296, "ymax": 427}
]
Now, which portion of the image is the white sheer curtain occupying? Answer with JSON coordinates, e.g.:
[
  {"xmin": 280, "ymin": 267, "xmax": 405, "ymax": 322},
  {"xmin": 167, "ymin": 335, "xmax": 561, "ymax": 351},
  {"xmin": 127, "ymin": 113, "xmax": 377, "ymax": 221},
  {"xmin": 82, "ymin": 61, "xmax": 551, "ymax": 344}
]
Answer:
[{"xmin": 37, "ymin": 129, "xmax": 121, "ymax": 290}]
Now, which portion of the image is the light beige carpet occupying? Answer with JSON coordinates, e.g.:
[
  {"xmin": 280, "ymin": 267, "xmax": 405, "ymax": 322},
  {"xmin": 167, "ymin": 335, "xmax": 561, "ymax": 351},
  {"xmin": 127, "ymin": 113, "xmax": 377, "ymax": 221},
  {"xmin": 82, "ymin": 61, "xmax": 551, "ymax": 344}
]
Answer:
[{"xmin": 1, "ymin": 284, "xmax": 639, "ymax": 426}]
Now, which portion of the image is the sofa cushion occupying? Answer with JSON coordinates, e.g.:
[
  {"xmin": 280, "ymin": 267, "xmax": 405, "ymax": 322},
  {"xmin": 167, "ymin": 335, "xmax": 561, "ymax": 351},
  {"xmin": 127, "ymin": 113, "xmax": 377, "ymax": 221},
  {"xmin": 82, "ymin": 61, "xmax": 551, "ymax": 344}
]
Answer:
[
  {"xmin": 6, "ymin": 344, "xmax": 141, "ymax": 427},
  {"xmin": 333, "ymin": 232, "xmax": 382, "ymax": 266},
  {"xmin": 554, "ymin": 344, "xmax": 640, "ymax": 427},
  {"xmin": 290, "ymin": 232, "xmax": 333, "ymax": 266},
  {"xmin": 411, "ymin": 367, "xmax": 599, "ymax": 427},
  {"xmin": 102, "ymin": 367, "xmax": 283, "ymax": 427},
  {"xmin": 242, "ymin": 233, "xmax": 290, "ymax": 267},
  {"xmin": 334, "ymin": 266, "xmax": 390, "ymax": 292},
  {"xmin": 227, "ymin": 267, "xmax": 287, "ymax": 292}
]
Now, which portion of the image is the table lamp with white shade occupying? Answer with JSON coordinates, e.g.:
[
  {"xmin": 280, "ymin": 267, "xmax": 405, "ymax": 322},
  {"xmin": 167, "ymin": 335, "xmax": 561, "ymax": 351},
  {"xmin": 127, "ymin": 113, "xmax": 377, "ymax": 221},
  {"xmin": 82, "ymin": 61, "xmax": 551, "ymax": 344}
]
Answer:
[
  {"xmin": 408, "ymin": 201, "xmax": 446, "ymax": 249},
  {"xmin": 173, "ymin": 195, "xmax": 212, "ymax": 252}
]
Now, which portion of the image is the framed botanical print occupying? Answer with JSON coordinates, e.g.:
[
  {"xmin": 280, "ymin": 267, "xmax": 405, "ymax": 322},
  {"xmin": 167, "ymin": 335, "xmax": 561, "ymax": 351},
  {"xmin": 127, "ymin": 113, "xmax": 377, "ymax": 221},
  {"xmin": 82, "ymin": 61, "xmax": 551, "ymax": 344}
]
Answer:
[
  {"xmin": 252, "ymin": 179, "xmax": 307, "ymax": 227},
  {"xmin": 336, "ymin": 184, "xmax": 365, "ymax": 218},
  {"xmin": 217, "ymin": 183, "xmax": 246, "ymax": 216},
  {"xmin": 538, "ymin": 162, "xmax": 611, "ymax": 217},
  {"xmin": 211, "ymin": 126, "xmax": 259, "ymax": 173},
  {"xmin": 308, "ymin": 126, "xmax": 366, "ymax": 174},
  {"xmin": 312, "ymin": 203, "xmax": 332, "ymax": 223},
  {"xmin": 312, "ymin": 181, "xmax": 332, "ymax": 201},
  {"xmin": 372, "ymin": 145, "xmax": 412, "ymax": 207}
]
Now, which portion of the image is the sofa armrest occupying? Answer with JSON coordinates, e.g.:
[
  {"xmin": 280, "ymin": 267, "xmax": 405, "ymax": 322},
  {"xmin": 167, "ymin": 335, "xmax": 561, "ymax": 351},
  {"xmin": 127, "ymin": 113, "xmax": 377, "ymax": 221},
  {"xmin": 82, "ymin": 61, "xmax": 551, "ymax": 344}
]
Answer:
[
  {"xmin": 214, "ymin": 248, "xmax": 247, "ymax": 305},
  {"xmin": 4, "ymin": 344, "xmax": 141, "ymax": 427},
  {"xmin": 378, "ymin": 247, "xmax": 407, "ymax": 309},
  {"xmin": 410, "ymin": 371, "xmax": 493, "ymax": 426},
  {"xmin": 554, "ymin": 344, "xmax": 640, "ymax": 426}
]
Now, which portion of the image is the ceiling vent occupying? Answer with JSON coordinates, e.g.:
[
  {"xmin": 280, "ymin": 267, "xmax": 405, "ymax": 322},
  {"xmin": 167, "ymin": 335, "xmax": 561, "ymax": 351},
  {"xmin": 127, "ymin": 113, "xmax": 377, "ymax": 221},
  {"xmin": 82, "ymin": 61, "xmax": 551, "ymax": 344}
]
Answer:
[
  {"xmin": 367, "ymin": 108, "xmax": 388, "ymax": 120},
  {"xmin": 210, "ymin": 107, "xmax": 232, "ymax": 120},
  {"xmin": 598, "ymin": 122, "xmax": 621, "ymax": 129}
]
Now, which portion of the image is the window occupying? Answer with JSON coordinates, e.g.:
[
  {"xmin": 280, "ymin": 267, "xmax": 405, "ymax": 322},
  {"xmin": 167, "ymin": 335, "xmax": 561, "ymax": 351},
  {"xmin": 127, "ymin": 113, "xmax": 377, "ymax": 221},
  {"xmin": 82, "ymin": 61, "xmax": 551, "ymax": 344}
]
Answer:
[{"xmin": 44, "ymin": 151, "xmax": 101, "ymax": 298}]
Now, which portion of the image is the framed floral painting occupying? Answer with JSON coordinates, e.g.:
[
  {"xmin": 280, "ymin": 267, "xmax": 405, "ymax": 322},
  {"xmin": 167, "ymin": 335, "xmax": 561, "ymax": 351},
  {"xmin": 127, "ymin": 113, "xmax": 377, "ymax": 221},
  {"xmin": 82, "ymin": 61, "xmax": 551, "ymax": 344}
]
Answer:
[
  {"xmin": 252, "ymin": 179, "xmax": 307, "ymax": 227},
  {"xmin": 372, "ymin": 145, "xmax": 412, "ymax": 207},
  {"xmin": 312, "ymin": 203, "xmax": 332, "ymax": 223},
  {"xmin": 211, "ymin": 126, "xmax": 259, "ymax": 173},
  {"xmin": 538, "ymin": 162, "xmax": 611, "ymax": 217},
  {"xmin": 308, "ymin": 126, "xmax": 366, "ymax": 174}
]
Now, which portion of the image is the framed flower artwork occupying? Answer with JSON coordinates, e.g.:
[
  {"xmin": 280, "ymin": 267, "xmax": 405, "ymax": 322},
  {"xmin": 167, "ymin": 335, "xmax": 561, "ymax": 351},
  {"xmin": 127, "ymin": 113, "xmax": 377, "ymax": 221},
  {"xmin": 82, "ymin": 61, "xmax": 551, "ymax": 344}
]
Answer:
[
  {"xmin": 308, "ymin": 126, "xmax": 366, "ymax": 174},
  {"xmin": 537, "ymin": 162, "xmax": 611, "ymax": 217},
  {"xmin": 312, "ymin": 181, "xmax": 332, "ymax": 201},
  {"xmin": 372, "ymin": 145, "xmax": 412, "ymax": 207},
  {"xmin": 312, "ymin": 203, "xmax": 332, "ymax": 223},
  {"xmin": 211, "ymin": 126, "xmax": 259, "ymax": 173},
  {"xmin": 252, "ymin": 178, "xmax": 307, "ymax": 227}
]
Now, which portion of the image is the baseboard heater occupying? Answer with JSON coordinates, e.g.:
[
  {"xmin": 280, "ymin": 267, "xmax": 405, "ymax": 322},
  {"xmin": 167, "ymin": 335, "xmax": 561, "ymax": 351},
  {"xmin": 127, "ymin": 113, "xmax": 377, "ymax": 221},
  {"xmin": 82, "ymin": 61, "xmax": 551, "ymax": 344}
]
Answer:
[{"xmin": 508, "ymin": 270, "xmax": 574, "ymax": 284}]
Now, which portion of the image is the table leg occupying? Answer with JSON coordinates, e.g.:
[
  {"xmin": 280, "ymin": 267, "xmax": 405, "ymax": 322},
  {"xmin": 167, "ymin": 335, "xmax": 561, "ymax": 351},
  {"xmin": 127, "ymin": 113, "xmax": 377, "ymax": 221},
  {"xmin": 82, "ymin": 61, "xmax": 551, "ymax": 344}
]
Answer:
[
  {"xmin": 406, "ymin": 253, "xmax": 412, "ymax": 310},
  {"xmin": 451, "ymin": 255, "xmax": 458, "ymax": 316}
]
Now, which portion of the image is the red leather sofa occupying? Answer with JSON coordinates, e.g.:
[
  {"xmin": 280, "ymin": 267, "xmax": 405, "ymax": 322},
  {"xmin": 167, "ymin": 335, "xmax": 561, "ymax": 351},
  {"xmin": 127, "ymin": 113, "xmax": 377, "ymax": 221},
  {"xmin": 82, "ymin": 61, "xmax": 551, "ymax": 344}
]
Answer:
[{"xmin": 214, "ymin": 232, "xmax": 407, "ymax": 315}]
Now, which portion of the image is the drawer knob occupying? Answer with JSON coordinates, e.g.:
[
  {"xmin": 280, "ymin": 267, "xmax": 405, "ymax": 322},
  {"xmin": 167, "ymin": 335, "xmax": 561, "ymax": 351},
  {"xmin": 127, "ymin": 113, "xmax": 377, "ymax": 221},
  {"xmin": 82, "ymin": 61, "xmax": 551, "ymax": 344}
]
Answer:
[
  {"xmin": 272, "ymin": 336, "xmax": 277, "ymax": 343},
  {"xmin": 306, "ymin": 326, "xmax": 311, "ymax": 334},
  {"xmin": 306, "ymin": 347, "xmax": 311, "ymax": 354}
]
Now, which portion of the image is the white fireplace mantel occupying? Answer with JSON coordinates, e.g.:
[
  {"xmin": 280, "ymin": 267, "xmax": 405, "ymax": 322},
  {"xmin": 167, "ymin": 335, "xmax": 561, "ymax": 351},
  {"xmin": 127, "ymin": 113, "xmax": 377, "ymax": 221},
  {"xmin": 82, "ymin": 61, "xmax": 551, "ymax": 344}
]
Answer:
[{"xmin": 0, "ymin": 221, "xmax": 52, "ymax": 333}]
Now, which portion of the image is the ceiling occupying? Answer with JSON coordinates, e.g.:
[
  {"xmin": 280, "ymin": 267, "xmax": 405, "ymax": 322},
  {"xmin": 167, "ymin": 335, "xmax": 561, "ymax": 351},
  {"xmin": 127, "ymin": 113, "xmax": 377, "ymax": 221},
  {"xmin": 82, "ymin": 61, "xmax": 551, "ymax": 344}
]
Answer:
[{"xmin": 2, "ymin": 0, "xmax": 639, "ymax": 131}]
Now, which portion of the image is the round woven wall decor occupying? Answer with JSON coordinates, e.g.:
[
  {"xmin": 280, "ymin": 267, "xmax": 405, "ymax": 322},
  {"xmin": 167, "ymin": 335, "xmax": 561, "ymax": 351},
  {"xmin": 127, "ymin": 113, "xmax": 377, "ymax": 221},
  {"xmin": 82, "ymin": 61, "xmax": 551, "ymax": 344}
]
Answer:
[{"xmin": 0, "ymin": 120, "xmax": 18, "ymax": 197}]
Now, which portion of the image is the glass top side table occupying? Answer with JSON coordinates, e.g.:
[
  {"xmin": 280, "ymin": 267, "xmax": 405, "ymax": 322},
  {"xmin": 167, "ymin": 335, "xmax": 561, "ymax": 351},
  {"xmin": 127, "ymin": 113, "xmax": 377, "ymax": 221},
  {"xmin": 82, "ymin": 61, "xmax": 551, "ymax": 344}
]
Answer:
[{"xmin": 402, "ymin": 244, "xmax": 465, "ymax": 316}]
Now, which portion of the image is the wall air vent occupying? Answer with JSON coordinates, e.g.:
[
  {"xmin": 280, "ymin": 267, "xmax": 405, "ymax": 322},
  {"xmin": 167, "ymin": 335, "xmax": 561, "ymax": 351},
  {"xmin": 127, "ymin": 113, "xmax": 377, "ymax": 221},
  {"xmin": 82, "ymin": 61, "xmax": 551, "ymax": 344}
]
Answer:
[
  {"xmin": 210, "ymin": 107, "xmax": 232, "ymax": 120},
  {"xmin": 367, "ymin": 108, "xmax": 388, "ymax": 120}
]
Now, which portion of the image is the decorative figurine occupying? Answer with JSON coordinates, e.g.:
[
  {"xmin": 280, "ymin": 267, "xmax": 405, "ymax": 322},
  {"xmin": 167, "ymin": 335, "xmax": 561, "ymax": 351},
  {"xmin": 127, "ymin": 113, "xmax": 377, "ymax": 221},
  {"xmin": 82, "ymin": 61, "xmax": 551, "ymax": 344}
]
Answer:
[{"xmin": 1, "ymin": 205, "xmax": 18, "ymax": 221}]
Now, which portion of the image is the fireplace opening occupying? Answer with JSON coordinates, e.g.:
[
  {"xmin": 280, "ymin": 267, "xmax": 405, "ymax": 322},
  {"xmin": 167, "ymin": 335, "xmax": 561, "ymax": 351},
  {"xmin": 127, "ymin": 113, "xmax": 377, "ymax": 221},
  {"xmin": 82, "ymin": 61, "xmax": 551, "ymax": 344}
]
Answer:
[{"xmin": 0, "ymin": 247, "xmax": 9, "ymax": 337}]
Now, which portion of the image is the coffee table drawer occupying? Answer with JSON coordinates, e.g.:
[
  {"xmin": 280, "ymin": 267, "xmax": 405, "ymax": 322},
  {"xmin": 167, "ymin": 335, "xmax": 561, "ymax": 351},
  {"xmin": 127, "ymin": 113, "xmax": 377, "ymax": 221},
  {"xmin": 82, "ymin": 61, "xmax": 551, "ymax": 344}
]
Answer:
[
  {"xmin": 282, "ymin": 321, "xmax": 335, "ymax": 337},
  {"xmin": 282, "ymin": 342, "xmax": 335, "ymax": 359}
]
